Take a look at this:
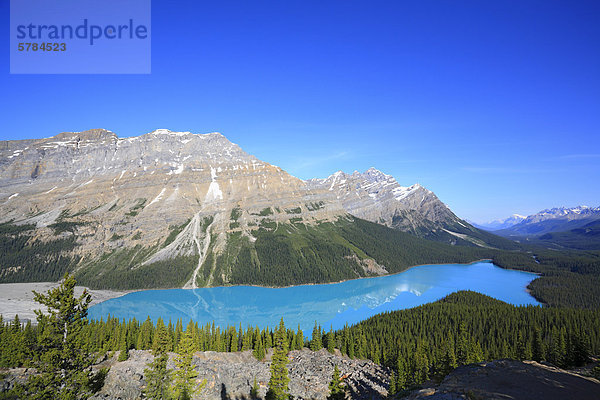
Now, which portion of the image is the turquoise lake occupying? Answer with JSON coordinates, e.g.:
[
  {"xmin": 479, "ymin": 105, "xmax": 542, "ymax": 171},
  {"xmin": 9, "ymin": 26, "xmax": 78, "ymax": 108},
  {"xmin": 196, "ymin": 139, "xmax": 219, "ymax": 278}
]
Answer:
[{"xmin": 88, "ymin": 261, "xmax": 541, "ymax": 333}]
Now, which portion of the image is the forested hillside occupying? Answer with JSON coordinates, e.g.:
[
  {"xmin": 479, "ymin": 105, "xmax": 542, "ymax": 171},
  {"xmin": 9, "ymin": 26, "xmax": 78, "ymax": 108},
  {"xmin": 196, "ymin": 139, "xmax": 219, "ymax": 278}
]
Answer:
[
  {"xmin": 0, "ymin": 221, "xmax": 78, "ymax": 283},
  {"xmin": 337, "ymin": 291, "xmax": 600, "ymax": 391}
]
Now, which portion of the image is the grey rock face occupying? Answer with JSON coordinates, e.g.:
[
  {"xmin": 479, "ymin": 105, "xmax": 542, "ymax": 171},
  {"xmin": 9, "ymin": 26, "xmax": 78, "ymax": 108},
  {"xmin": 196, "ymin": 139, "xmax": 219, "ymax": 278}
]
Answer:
[
  {"xmin": 0, "ymin": 129, "xmax": 345, "ymax": 287},
  {"xmin": 90, "ymin": 349, "xmax": 389, "ymax": 400},
  {"xmin": 405, "ymin": 359, "xmax": 600, "ymax": 400},
  {"xmin": 307, "ymin": 168, "xmax": 465, "ymax": 236}
]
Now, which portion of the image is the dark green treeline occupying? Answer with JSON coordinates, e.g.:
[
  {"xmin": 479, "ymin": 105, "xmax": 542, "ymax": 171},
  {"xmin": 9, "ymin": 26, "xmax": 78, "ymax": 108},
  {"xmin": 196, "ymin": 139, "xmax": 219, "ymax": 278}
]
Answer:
[{"xmin": 334, "ymin": 291, "xmax": 600, "ymax": 390}]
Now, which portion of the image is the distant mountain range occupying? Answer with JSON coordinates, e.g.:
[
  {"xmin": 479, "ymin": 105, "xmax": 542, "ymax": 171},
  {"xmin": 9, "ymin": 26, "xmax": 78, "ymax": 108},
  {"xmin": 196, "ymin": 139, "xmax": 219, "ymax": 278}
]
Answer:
[
  {"xmin": 480, "ymin": 206, "xmax": 600, "ymax": 237},
  {"xmin": 469, "ymin": 214, "xmax": 526, "ymax": 231},
  {"xmin": 0, "ymin": 129, "xmax": 517, "ymax": 289}
]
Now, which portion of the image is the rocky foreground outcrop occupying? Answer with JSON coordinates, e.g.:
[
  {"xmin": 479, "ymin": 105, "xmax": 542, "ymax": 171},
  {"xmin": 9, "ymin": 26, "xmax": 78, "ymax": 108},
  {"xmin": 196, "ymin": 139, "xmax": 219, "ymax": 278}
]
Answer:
[
  {"xmin": 3, "ymin": 355, "xmax": 600, "ymax": 399},
  {"xmin": 406, "ymin": 359, "xmax": 600, "ymax": 400},
  {"xmin": 91, "ymin": 348, "xmax": 389, "ymax": 400}
]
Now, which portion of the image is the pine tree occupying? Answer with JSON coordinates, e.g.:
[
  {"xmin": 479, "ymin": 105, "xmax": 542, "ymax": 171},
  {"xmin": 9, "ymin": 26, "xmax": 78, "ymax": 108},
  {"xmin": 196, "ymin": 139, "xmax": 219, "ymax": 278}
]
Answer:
[
  {"xmin": 456, "ymin": 323, "xmax": 469, "ymax": 366},
  {"xmin": 168, "ymin": 319, "xmax": 175, "ymax": 351},
  {"xmin": 500, "ymin": 339, "xmax": 511, "ymax": 359},
  {"xmin": 327, "ymin": 365, "xmax": 345, "ymax": 400},
  {"xmin": 295, "ymin": 325, "xmax": 304, "ymax": 350},
  {"xmin": 144, "ymin": 318, "xmax": 172, "ymax": 399},
  {"xmin": 242, "ymin": 326, "xmax": 253, "ymax": 352},
  {"xmin": 516, "ymin": 331, "xmax": 531, "ymax": 360},
  {"xmin": 265, "ymin": 328, "xmax": 273, "ymax": 349},
  {"xmin": 388, "ymin": 370, "xmax": 397, "ymax": 396},
  {"xmin": 396, "ymin": 356, "xmax": 408, "ymax": 390},
  {"xmin": 310, "ymin": 322, "xmax": 322, "ymax": 351},
  {"xmin": 117, "ymin": 335, "xmax": 129, "ymax": 362},
  {"xmin": 341, "ymin": 326, "xmax": 349, "ymax": 355},
  {"xmin": 469, "ymin": 340, "xmax": 484, "ymax": 364},
  {"xmin": 171, "ymin": 329, "xmax": 205, "ymax": 399},
  {"xmin": 26, "ymin": 274, "xmax": 93, "ymax": 400},
  {"xmin": 440, "ymin": 334, "xmax": 457, "ymax": 375},
  {"xmin": 174, "ymin": 318, "xmax": 183, "ymax": 350},
  {"xmin": 250, "ymin": 377, "xmax": 260, "ymax": 399},
  {"xmin": 139, "ymin": 317, "xmax": 154, "ymax": 350},
  {"xmin": 253, "ymin": 332, "xmax": 266, "ymax": 361},
  {"xmin": 413, "ymin": 341, "xmax": 429, "ymax": 384},
  {"xmin": 266, "ymin": 318, "xmax": 290, "ymax": 400},
  {"xmin": 557, "ymin": 328, "xmax": 567, "ymax": 367},
  {"xmin": 532, "ymin": 327, "xmax": 545, "ymax": 362},
  {"xmin": 230, "ymin": 327, "xmax": 238, "ymax": 352},
  {"xmin": 7, "ymin": 315, "xmax": 25, "ymax": 368},
  {"xmin": 327, "ymin": 327, "xmax": 335, "ymax": 354},
  {"xmin": 571, "ymin": 332, "xmax": 591, "ymax": 366}
]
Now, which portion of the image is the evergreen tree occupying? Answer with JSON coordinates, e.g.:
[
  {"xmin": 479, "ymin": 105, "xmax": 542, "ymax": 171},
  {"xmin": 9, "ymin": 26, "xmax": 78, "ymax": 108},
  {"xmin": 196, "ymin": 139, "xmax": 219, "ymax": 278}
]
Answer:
[
  {"xmin": 167, "ymin": 319, "xmax": 175, "ymax": 351},
  {"xmin": 242, "ymin": 326, "xmax": 253, "ymax": 352},
  {"xmin": 266, "ymin": 318, "xmax": 290, "ymax": 400},
  {"xmin": 265, "ymin": 328, "xmax": 273, "ymax": 349},
  {"xmin": 138, "ymin": 317, "xmax": 154, "ymax": 350},
  {"xmin": 571, "ymin": 332, "xmax": 591, "ymax": 366},
  {"xmin": 253, "ymin": 332, "xmax": 266, "ymax": 361},
  {"xmin": 413, "ymin": 341, "xmax": 429, "ymax": 384},
  {"xmin": 516, "ymin": 331, "xmax": 526, "ymax": 360},
  {"xmin": 250, "ymin": 377, "xmax": 260, "ymax": 399},
  {"xmin": 456, "ymin": 323, "xmax": 469, "ymax": 366},
  {"xmin": 327, "ymin": 365, "xmax": 345, "ymax": 400},
  {"xmin": 396, "ymin": 357, "xmax": 408, "ymax": 390},
  {"xmin": 27, "ymin": 273, "xmax": 93, "ymax": 400},
  {"xmin": 144, "ymin": 318, "xmax": 172, "ymax": 399},
  {"xmin": 117, "ymin": 336, "xmax": 129, "ymax": 362},
  {"xmin": 557, "ymin": 328, "xmax": 567, "ymax": 367},
  {"xmin": 327, "ymin": 327, "xmax": 335, "ymax": 354},
  {"xmin": 6, "ymin": 315, "xmax": 25, "ymax": 367},
  {"xmin": 440, "ymin": 334, "xmax": 457, "ymax": 375},
  {"xmin": 469, "ymin": 340, "xmax": 484, "ymax": 364},
  {"xmin": 310, "ymin": 322, "xmax": 322, "ymax": 351},
  {"xmin": 516, "ymin": 331, "xmax": 532, "ymax": 360},
  {"xmin": 171, "ymin": 329, "xmax": 205, "ymax": 399},
  {"xmin": 174, "ymin": 318, "xmax": 183, "ymax": 350},
  {"xmin": 532, "ymin": 327, "xmax": 545, "ymax": 362},
  {"xmin": 388, "ymin": 370, "xmax": 397, "ymax": 396},
  {"xmin": 341, "ymin": 326, "xmax": 349, "ymax": 355},
  {"xmin": 230, "ymin": 326, "xmax": 238, "ymax": 352},
  {"xmin": 295, "ymin": 325, "xmax": 304, "ymax": 350}
]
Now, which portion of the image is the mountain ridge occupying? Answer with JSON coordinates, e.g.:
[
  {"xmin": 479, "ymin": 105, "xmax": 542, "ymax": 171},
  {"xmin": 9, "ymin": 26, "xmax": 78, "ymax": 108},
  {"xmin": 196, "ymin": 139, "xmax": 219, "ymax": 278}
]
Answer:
[{"xmin": 494, "ymin": 206, "xmax": 600, "ymax": 237}]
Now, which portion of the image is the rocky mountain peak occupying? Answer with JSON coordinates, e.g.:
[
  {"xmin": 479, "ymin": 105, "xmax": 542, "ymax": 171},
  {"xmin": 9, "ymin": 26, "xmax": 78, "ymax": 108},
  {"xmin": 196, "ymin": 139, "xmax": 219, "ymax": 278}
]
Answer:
[
  {"xmin": 362, "ymin": 167, "xmax": 392, "ymax": 182},
  {"xmin": 54, "ymin": 128, "xmax": 117, "ymax": 142},
  {"xmin": 307, "ymin": 167, "xmax": 466, "ymax": 240}
]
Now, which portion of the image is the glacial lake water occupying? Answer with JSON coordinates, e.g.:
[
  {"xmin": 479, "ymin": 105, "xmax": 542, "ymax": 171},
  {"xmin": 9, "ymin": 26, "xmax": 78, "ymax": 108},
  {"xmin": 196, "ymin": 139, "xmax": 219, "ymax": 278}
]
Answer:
[{"xmin": 88, "ymin": 261, "xmax": 540, "ymax": 334}]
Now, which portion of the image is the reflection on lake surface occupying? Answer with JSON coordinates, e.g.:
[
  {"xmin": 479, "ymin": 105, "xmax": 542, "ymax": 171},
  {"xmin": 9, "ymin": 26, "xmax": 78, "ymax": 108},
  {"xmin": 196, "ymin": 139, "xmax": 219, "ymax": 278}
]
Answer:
[{"xmin": 89, "ymin": 261, "xmax": 540, "ymax": 333}]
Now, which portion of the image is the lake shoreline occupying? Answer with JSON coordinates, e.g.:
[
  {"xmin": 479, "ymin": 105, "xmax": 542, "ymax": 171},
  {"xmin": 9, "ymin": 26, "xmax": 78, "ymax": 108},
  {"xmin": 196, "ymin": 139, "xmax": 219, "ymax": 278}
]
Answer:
[
  {"xmin": 87, "ymin": 261, "xmax": 541, "ymax": 332},
  {"xmin": 211, "ymin": 258, "xmax": 497, "ymax": 290},
  {"xmin": 0, "ymin": 282, "xmax": 135, "ymax": 322}
]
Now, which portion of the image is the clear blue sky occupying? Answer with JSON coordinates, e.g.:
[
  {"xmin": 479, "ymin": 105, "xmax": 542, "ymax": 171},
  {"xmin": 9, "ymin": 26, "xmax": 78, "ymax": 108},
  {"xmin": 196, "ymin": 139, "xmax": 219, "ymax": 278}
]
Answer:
[{"xmin": 1, "ymin": 0, "xmax": 599, "ymax": 222}]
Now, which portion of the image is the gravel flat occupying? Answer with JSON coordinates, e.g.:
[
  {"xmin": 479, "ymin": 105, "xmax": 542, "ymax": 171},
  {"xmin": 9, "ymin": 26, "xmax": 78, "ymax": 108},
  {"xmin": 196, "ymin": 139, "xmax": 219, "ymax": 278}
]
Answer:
[{"xmin": 0, "ymin": 282, "xmax": 130, "ymax": 322}]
